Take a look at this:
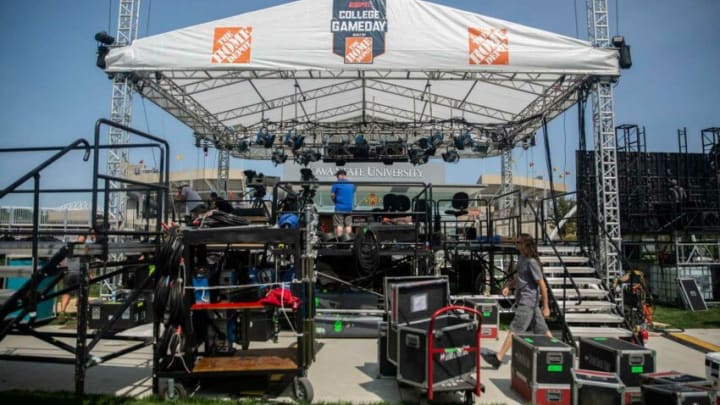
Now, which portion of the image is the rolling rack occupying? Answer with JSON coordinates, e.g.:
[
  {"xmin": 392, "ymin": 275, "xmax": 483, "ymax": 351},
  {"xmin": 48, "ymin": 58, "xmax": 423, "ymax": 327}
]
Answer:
[{"xmin": 154, "ymin": 216, "xmax": 315, "ymax": 402}]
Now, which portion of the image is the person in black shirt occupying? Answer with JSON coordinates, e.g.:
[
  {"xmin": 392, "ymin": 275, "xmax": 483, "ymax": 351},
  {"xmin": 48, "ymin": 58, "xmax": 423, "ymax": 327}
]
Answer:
[{"xmin": 210, "ymin": 192, "xmax": 234, "ymax": 213}]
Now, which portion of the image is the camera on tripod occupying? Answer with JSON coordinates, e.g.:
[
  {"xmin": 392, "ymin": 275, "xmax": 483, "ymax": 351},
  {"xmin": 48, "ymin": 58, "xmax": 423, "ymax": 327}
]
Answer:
[{"xmin": 243, "ymin": 169, "xmax": 267, "ymax": 202}]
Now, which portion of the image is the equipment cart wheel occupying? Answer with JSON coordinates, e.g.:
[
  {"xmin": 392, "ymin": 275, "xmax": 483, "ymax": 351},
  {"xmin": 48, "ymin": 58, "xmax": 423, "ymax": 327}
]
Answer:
[
  {"xmin": 463, "ymin": 390, "xmax": 476, "ymax": 404},
  {"xmin": 292, "ymin": 376, "xmax": 314, "ymax": 403},
  {"xmin": 159, "ymin": 380, "xmax": 187, "ymax": 401}
]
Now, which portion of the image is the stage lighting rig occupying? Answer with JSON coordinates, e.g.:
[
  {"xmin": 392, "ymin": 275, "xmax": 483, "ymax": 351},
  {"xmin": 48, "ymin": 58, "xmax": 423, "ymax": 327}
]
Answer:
[
  {"xmin": 295, "ymin": 149, "xmax": 322, "ymax": 167},
  {"xmin": 612, "ymin": 36, "xmax": 632, "ymax": 69},
  {"xmin": 94, "ymin": 31, "xmax": 116, "ymax": 69},
  {"xmin": 283, "ymin": 130, "xmax": 305, "ymax": 151},
  {"xmin": 271, "ymin": 149, "xmax": 288, "ymax": 166},
  {"xmin": 442, "ymin": 149, "xmax": 460, "ymax": 163},
  {"xmin": 353, "ymin": 134, "xmax": 370, "ymax": 159},
  {"xmin": 255, "ymin": 128, "xmax": 275, "ymax": 148},
  {"xmin": 408, "ymin": 147, "xmax": 429, "ymax": 166},
  {"xmin": 453, "ymin": 130, "xmax": 474, "ymax": 150},
  {"xmin": 237, "ymin": 140, "xmax": 249, "ymax": 153}
]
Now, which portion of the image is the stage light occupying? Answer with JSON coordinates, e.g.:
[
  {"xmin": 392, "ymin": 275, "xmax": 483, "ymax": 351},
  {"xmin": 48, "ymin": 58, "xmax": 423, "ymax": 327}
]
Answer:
[
  {"xmin": 283, "ymin": 130, "xmax": 304, "ymax": 150},
  {"xmin": 429, "ymin": 131, "xmax": 444, "ymax": 147},
  {"xmin": 295, "ymin": 149, "xmax": 321, "ymax": 166},
  {"xmin": 271, "ymin": 149, "xmax": 287, "ymax": 166},
  {"xmin": 453, "ymin": 131, "xmax": 473, "ymax": 150},
  {"xmin": 442, "ymin": 149, "xmax": 460, "ymax": 163},
  {"xmin": 237, "ymin": 140, "xmax": 249, "ymax": 153},
  {"xmin": 471, "ymin": 143, "xmax": 489, "ymax": 154},
  {"xmin": 94, "ymin": 31, "xmax": 115, "ymax": 45},
  {"xmin": 255, "ymin": 129, "xmax": 275, "ymax": 148},
  {"xmin": 612, "ymin": 36, "xmax": 632, "ymax": 69},
  {"xmin": 96, "ymin": 45, "xmax": 111, "ymax": 69},
  {"xmin": 408, "ymin": 147, "xmax": 429, "ymax": 166}
]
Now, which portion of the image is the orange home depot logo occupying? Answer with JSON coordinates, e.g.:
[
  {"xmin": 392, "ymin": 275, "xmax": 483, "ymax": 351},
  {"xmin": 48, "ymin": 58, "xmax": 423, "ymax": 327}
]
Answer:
[
  {"xmin": 345, "ymin": 36, "xmax": 373, "ymax": 64},
  {"xmin": 468, "ymin": 27, "xmax": 509, "ymax": 65},
  {"xmin": 211, "ymin": 27, "xmax": 252, "ymax": 64}
]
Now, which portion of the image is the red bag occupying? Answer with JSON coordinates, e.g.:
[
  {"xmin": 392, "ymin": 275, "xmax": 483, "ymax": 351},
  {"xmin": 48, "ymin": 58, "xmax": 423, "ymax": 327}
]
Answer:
[{"xmin": 260, "ymin": 287, "xmax": 301, "ymax": 310}]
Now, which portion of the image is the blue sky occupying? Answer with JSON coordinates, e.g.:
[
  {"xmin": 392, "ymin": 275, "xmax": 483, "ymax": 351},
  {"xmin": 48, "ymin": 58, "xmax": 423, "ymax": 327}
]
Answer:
[{"xmin": 0, "ymin": 0, "xmax": 718, "ymax": 207}]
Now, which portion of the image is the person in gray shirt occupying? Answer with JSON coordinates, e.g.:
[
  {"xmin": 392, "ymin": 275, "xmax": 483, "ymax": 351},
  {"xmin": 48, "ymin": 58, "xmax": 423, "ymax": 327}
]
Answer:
[
  {"xmin": 176, "ymin": 185, "xmax": 207, "ymax": 218},
  {"xmin": 482, "ymin": 233, "xmax": 552, "ymax": 369}
]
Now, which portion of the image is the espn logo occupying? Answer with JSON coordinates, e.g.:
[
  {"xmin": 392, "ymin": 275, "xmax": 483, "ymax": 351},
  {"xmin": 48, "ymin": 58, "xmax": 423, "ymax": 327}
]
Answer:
[
  {"xmin": 212, "ymin": 27, "xmax": 253, "ymax": 64},
  {"xmin": 345, "ymin": 36, "xmax": 373, "ymax": 64},
  {"xmin": 468, "ymin": 27, "xmax": 509, "ymax": 65}
]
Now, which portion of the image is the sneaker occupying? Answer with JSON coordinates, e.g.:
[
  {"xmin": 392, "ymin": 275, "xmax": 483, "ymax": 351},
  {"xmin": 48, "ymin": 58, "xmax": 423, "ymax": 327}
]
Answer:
[{"xmin": 481, "ymin": 350, "xmax": 501, "ymax": 369}]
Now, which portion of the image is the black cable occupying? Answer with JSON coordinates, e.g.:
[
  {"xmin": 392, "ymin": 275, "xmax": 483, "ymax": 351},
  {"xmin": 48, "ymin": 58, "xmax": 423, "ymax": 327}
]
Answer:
[{"xmin": 542, "ymin": 117, "xmax": 560, "ymax": 225}]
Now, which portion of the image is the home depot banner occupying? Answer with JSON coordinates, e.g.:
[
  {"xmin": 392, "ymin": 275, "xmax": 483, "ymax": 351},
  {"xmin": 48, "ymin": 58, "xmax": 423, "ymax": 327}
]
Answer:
[{"xmin": 106, "ymin": 0, "xmax": 618, "ymax": 74}]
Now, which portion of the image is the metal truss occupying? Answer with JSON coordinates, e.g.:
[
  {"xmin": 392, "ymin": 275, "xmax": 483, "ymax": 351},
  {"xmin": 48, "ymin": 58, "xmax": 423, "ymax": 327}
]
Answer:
[
  {"xmin": 587, "ymin": 0, "xmax": 622, "ymax": 290},
  {"xmin": 131, "ymin": 66, "xmax": 592, "ymax": 161},
  {"xmin": 107, "ymin": 0, "xmax": 141, "ymax": 227}
]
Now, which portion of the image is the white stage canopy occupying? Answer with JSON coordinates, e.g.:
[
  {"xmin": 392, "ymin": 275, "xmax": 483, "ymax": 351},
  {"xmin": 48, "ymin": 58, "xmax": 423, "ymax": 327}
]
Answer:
[{"xmin": 103, "ymin": 0, "xmax": 619, "ymax": 161}]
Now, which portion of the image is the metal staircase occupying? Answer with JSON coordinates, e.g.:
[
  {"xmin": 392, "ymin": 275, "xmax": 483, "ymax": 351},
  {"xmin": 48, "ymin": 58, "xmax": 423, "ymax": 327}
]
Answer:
[{"xmin": 538, "ymin": 244, "xmax": 632, "ymax": 341}]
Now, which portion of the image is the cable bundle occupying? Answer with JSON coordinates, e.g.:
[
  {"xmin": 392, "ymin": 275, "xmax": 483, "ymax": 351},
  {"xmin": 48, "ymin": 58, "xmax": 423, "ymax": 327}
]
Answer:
[{"xmin": 200, "ymin": 211, "xmax": 250, "ymax": 228}]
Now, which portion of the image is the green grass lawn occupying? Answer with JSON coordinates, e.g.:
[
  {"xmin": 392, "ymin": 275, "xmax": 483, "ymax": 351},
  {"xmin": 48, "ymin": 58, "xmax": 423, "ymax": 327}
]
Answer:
[{"xmin": 652, "ymin": 304, "xmax": 720, "ymax": 329}]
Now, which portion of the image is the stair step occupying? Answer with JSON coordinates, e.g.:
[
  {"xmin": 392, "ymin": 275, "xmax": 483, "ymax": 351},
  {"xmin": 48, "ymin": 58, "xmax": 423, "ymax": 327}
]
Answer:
[
  {"xmin": 564, "ymin": 313, "xmax": 625, "ymax": 324},
  {"xmin": 551, "ymin": 289, "xmax": 609, "ymax": 299},
  {"xmin": 568, "ymin": 326, "xmax": 633, "ymax": 339},
  {"xmin": 540, "ymin": 256, "xmax": 590, "ymax": 264},
  {"xmin": 538, "ymin": 246, "xmax": 583, "ymax": 255},
  {"xmin": 556, "ymin": 300, "xmax": 616, "ymax": 312},
  {"xmin": 546, "ymin": 277, "xmax": 601, "ymax": 286},
  {"xmin": 544, "ymin": 266, "xmax": 596, "ymax": 274}
]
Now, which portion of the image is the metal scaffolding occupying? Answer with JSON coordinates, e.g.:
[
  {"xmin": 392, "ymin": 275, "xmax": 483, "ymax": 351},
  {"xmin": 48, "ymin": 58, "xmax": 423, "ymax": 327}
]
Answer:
[
  {"xmin": 107, "ymin": 0, "xmax": 141, "ymax": 226},
  {"xmin": 587, "ymin": 0, "xmax": 623, "ymax": 289}
]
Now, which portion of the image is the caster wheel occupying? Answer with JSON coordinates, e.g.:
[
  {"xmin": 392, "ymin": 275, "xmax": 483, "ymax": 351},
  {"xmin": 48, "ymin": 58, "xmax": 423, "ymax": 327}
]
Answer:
[
  {"xmin": 159, "ymin": 380, "xmax": 187, "ymax": 401},
  {"xmin": 292, "ymin": 376, "xmax": 314, "ymax": 403}
]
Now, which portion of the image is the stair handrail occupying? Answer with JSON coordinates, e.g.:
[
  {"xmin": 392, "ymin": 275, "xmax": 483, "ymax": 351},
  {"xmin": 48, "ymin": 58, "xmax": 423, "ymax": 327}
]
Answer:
[
  {"xmin": 0, "ymin": 138, "xmax": 91, "ymax": 275},
  {"xmin": 524, "ymin": 198, "xmax": 581, "ymax": 344}
]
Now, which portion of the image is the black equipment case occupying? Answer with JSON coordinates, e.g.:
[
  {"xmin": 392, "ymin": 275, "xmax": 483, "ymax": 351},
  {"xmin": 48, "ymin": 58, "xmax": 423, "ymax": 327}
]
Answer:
[
  {"xmin": 579, "ymin": 337, "xmax": 656, "ymax": 404},
  {"xmin": 511, "ymin": 334, "xmax": 573, "ymax": 405},
  {"xmin": 641, "ymin": 383, "xmax": 713, "ymax": 405},
  {"xmin": 391, "ymin": 278, "xmax": 484, "ymax": 403},
  {"xmin": 571, "ymin": 369, "xmax": 626, "ymax": 405},
  {"xmin": 384, "ymin": 275, "xmax": 448, "ymax": 365},
  {"xmin": 377, "ymin": 321, "xmax": 397, "ymax": 378},
  {"xmin": 641, "ymin": 370, "xmax": 714, "ymax": 389},
  {"xmin": 460, "ymin": 297, "xmax": 499, "ymax": 339}
]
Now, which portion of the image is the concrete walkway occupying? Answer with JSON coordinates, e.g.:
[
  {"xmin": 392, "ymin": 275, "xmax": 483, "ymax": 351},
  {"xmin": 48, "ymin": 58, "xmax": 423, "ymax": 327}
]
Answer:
[{"xmin": 0, "ymin": 325, "xmax": 715, "ymax": 403}]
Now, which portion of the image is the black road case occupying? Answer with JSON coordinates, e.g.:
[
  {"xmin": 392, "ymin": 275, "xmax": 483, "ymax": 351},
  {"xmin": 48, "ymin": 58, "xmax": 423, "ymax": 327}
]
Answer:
[
  {"xmin": 641, "ymin": 370, "xmax": 714, "ymax": 389},
  {"xmin": 511, "ymin": 334, "xmax": 573, "ymax": 405},
  {"xmin": 377, "ymin": 321, "xmax": 397, "ymax": 378},
  {"xmin": 572, "ymin": 369, "xmax": 625, "ymax": 405},
  {"xmin": 384, "ymin": 276, "xmax": 449, "ymax": 366},
  {"xmin": 460, "ymin": 297, "xmax": 499, "ymax": 339},
  {"xmin": 579, "ymin": 337, "xmax": 656, "ymax": 403},
  {"xmin": 391, "ymin": 279, "xmax": 484, "ymax": 403},
  {"xmin": 641, "ymin": 383, "xmax": 713, "ymax": 405}
]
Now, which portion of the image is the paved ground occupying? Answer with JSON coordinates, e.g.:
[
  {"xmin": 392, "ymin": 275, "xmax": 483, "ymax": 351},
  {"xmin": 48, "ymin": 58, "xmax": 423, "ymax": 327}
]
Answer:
[{"xmin": 0, "ymin": 325, "xmax": 717, "ymax": 403}]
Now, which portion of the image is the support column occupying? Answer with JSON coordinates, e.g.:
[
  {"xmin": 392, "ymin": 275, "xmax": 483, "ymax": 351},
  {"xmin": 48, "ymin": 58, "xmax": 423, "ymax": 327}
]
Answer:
[{"xmin": 587, "ymin": 0, "xmax": 623, "ymax": 290}]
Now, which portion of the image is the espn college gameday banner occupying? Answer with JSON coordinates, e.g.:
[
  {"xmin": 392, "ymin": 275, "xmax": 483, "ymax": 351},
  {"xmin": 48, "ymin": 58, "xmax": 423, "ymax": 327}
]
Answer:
[{"xmin": 106, "ymin": 0, "xmax": 618, "ymax": 75}]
